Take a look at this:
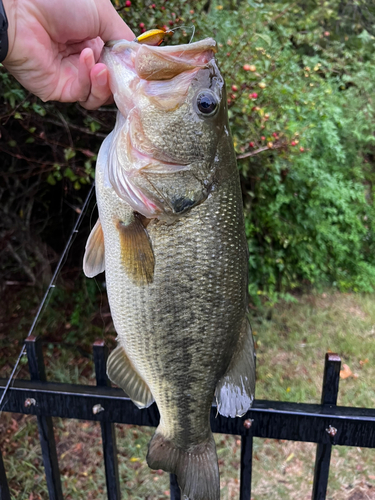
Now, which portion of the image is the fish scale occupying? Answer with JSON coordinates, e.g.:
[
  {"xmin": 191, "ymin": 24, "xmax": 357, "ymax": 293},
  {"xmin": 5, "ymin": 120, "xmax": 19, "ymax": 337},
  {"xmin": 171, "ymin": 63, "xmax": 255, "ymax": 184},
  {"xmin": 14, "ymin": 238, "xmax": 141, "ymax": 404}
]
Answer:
[
  {"xmin": 98, "ymin": 165, "xmax": 247, "ymax": 446},
  {"xmin": 84, "ymin": 38, "xmax": 255, "ymax": 500}
]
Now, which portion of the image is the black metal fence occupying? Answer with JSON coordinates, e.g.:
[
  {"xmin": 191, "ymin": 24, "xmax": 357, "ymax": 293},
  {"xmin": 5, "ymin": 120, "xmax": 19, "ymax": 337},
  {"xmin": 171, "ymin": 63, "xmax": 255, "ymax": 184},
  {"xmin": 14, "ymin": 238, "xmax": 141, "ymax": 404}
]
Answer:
[{"xmin": 1, "ymin": 337, "xmax": 375, "ymax": 500}]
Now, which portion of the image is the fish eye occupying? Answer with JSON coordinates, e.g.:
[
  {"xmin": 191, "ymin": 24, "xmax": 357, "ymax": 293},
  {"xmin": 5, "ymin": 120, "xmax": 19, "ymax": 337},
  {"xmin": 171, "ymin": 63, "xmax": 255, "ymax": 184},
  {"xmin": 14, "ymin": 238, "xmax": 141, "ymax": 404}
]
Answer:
[{"xmin": 196, "ymin": 91, "xmax": 218, "ymax": 117}]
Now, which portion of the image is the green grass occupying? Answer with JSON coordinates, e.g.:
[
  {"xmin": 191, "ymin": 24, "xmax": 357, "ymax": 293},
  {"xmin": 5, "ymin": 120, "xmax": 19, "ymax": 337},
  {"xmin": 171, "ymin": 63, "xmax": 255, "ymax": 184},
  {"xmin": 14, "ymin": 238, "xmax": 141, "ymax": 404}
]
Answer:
[
  {"xmin": 254, "ymin": 292, "xmax": 375, "ymax": 408},
  {"xmin": 1, "ymin": 291, "xmax": 375, "ymax": 499}
]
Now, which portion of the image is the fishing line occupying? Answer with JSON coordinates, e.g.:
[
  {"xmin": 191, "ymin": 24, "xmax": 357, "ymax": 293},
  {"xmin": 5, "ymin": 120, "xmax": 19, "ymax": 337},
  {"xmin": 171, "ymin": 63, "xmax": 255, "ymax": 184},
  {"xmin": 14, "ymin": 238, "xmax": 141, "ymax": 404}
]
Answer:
[
  {"xmin": 87, "ymin": 200, "xmax": 107, "ymax": 341},
  {"xmin": 164, "ymin": 25, "xmax": 195, "ymax": 44},
  {"xmin": 0, "ymin": 183, "xmax": 95, "ymax": 415},
  {"xmin": 189, "ymin": 25, "xmax": 196, "ymax": 44}
]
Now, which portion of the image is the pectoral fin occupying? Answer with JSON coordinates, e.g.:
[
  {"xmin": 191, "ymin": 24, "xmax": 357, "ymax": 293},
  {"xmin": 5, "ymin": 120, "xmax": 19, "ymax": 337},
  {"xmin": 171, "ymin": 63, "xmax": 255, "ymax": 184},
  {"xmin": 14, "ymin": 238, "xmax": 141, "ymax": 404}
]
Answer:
[
  {"xmin": 117, "ymin": 213, "xmax": 154, "ymax": 285},
  {"xmin": 83, "ymin": 219, "xmax": 105, "ymax": 278},
  {"xmin": 107, "ymin": 345, "xmax": 154, "ymax": 409},
  {"xmin": 215, "ymin": 318, "xmax": 256, "ymax": 418}
]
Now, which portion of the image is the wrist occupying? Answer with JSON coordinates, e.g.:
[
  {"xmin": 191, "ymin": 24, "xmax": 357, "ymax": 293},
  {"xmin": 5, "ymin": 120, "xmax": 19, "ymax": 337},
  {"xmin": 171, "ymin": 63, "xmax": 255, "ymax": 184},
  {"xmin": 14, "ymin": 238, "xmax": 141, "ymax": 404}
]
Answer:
[{"xmin": 2, "ymin": 0, "xmax": 16, "ymax": 67}]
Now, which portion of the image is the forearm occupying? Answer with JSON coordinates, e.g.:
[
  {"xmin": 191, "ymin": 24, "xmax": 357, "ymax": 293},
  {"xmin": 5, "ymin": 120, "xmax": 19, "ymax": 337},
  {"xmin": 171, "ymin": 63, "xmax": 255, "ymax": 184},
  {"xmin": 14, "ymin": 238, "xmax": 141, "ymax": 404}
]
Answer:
[{"xmin": 2, "ymin": 0, "xmax": 16, "ymax": 67}]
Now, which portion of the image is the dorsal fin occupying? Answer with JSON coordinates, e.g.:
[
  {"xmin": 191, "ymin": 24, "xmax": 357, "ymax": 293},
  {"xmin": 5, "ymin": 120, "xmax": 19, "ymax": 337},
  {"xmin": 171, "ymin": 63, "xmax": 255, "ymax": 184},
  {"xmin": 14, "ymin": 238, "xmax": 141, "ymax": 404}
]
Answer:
[
  {"xmin": 83, "ymin": 219, "xmax": 105, "ymax": 278},
  {"xmin": 117, "ymin": 213, "xmax": 154, "ymax": 285}
]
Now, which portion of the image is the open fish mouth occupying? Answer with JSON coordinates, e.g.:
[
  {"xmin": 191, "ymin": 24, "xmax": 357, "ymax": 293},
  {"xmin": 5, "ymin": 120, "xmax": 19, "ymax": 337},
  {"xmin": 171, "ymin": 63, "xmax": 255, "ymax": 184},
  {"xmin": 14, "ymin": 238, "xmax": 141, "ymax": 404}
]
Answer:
[
  {"xmin": 101, "ymin": 37, "xmax": 222, "ymax": 220},
  {"xmin": 105, "ymin": 38, "xmax": 217, "ymax": 81}
]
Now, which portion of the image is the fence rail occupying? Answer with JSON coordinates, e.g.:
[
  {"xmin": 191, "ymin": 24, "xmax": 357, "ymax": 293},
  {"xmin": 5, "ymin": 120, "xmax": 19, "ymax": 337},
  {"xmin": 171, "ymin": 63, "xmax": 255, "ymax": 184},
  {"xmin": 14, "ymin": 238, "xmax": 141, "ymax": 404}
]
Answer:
[{"xmin": 1, "ymin": 336, "xmax": 375, "ymax": 500}]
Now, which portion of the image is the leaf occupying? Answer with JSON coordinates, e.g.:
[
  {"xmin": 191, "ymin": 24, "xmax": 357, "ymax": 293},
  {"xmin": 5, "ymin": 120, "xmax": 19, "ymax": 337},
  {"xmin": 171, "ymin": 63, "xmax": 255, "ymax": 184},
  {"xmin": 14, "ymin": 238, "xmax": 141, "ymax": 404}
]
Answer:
[
  {"xmin": 32, "ymin": 103, "xmax": 46, "ymax": 116},
  {"xmin": 340, "ymin": 364, "xmax": 353, "ymax": 379},
  {"xmin": 64, "ymin": 167, "xmax": 77, "ymax": 181},
  {"xmin": 286, "ymin": 452, "xmax": 295, "ymax": 462},
  {"xmin": 255, "ymin": 33, "xmax": 272, "ymax": 46},
  {"xmin": 47, "ymin": 174, "xmax": 57, "ymax": 186},
  {"xmin": 64, "ymin": 148, "xmax": 76, "ymax": 161},
  {"xmin": 90, "ymin": 121, "xmax": 101, "ymax": 133}
]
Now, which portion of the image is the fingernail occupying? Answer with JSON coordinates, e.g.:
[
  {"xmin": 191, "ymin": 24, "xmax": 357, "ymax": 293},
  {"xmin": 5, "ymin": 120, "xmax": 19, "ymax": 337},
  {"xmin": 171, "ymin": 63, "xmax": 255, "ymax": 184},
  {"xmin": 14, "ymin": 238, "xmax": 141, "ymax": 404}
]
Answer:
[
  {"xmin": 83, "ymin": 50, "xmax": 93, "ymax": 65},
  {"xmin": 96, "ymin": 69, "xmax": 107, "ymax": 87}
]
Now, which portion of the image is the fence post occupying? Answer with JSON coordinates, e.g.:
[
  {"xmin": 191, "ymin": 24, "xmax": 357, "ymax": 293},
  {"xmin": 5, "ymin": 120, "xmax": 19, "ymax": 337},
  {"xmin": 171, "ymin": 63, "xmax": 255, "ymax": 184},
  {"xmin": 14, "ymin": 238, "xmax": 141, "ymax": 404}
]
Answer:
[
  {"xmin": 25, "ymin": 336, "xmax": 63, "ymax": 500},
  {"xmin": 311, "ymin": 353, "xmax": 341, "ymax": 500},
  {"xmin": 0, "ymin": 446, "xmax": 11, "ymax": 500},
  {"xmin": 93, "ymin": 340, "xmax": 121, "ymax": 500},
  {"xmin": 240, "ymin": 431, "xmax": 253, "ymax": 500},
  {"xmin": 170, "ymin": 474, "xmax": 181, "ymax": 500}
]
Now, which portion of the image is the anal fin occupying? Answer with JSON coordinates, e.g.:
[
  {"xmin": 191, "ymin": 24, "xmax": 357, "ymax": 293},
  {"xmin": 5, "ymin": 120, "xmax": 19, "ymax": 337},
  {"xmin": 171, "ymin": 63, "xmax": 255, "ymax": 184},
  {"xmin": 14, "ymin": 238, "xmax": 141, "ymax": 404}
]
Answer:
[
  {"xmin": 83, "ymin": 219, "xmax": 105, "ymax": 278},
  {"xmin": 215, "ymin": 317, "xmax": 256, "ymax": 418},
  {"xmin": 107, "ymin": 345, "xmax": 154, "ymax": 409}
]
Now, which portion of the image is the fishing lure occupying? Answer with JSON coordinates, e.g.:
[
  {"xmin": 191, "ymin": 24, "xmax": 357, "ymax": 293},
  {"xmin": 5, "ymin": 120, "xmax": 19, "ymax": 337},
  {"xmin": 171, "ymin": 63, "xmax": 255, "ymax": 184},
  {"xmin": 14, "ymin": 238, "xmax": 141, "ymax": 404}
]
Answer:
[
  {"xmin": 135, "ymin": 28, "xmax": 172, "ymax": 46},
  {"xmin": 135, "ymin": 25, "xmax": 195, "ymax": 46}
]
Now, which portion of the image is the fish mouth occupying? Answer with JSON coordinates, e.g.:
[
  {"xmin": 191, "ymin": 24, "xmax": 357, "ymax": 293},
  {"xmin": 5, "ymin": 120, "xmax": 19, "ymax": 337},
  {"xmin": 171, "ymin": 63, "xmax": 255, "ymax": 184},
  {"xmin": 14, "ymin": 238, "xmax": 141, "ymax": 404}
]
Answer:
[{"xmin": 104, "ymin": 38, "xmax": 217, "ymax": 81}]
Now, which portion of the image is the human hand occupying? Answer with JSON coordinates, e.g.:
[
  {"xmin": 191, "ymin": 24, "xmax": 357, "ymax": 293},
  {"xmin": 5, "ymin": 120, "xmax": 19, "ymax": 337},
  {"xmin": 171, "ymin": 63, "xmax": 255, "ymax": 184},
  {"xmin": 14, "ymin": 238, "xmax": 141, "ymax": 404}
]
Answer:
[{"xmin": 2, "ymin": 0, "xmax": 135, "ymax": 109}]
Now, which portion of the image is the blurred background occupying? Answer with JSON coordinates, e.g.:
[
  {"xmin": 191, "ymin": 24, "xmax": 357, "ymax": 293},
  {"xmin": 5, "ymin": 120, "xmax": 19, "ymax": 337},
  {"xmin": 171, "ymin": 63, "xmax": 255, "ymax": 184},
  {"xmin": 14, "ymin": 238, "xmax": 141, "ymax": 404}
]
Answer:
[{"xmin": 1, "ymin": 1, "xmax": 375, "ymax": 498}]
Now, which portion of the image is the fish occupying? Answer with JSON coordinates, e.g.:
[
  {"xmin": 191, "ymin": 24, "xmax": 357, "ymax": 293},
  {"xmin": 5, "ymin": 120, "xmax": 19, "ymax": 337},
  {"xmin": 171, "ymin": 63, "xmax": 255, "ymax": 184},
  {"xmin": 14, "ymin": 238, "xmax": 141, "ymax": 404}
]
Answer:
[{"xmin": 83, "ymin": 37, "xmax": 255, "ymax": 500}]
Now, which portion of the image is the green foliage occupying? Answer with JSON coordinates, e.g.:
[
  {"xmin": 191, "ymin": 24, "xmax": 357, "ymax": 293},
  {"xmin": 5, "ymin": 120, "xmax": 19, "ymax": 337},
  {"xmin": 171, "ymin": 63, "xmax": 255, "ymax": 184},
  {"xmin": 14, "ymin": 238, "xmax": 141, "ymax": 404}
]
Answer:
[{"xmin": 183, "ymin": 0, "xmax": 375, "ymax": 300}]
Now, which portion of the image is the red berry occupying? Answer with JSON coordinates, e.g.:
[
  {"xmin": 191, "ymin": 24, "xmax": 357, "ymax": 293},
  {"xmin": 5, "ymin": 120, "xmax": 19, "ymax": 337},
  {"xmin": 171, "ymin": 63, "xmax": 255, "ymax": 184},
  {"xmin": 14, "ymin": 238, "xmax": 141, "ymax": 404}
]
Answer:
[
  {"xmin": 141, "ymin": 27, "xmax": 146, "ymax": 33},
  {"xmin": 226, "ymin": 52, "xmax": 231, "ymax": 57},
  {"xmin": 291, "ymin": 141, "xmax": 297, "ymax": 146},
  {"xmin": 249, "ymin": 142, "xmax": 255, "ymax": 147},
  {"xmin": 300, "ymin": 146, "xmax": 305, "ymax": 152},
  {"xmin": 227, "ymin": 98, "xmax": 232, "ymax": 104},
  {"xmin": 161, "ymin": 5, "xmax": 165, "ymax": 9},
  {"xmin": 139, "ymin": 22, "xmax": 145, "ymax": 28},
  {"xmin": 151, "ymin": 3, "xmax": 156, "ymax": 7},
  {"xmin": 261, "ymin": 136, "xmax": 265, "ymax": 141},
  {"xmin": 125, "ymin": 0, "xmax": 131, "ymax": 5},
  {"xmin": 231, "ymin": 93, "xmax": 237, "ymax": 99},
  {"xmin": 272, "ymin": 132, "xmax": 278, "ymax": 138},
  {"xmin": 169, "ymin": 20, "xmax": 174, "ymax": 26},
  {"xmin": 231, "ymin": 85, "xmax": 238, "ymax": 92},
  {"xmin": 252, "ymin": 92, "xmax": 258, "ymax": 99},
  {"xmin": 243, "ymin": 64, "xmax": 251, "ymax": 71}
]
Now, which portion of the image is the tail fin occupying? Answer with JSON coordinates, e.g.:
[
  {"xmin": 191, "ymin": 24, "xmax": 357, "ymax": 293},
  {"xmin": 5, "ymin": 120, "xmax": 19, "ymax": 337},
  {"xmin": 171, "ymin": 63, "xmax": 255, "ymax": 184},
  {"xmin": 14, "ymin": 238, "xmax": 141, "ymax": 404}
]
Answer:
[{"xmin": 147, "ymin": 432, "xmax": 220, "ymax": 500}]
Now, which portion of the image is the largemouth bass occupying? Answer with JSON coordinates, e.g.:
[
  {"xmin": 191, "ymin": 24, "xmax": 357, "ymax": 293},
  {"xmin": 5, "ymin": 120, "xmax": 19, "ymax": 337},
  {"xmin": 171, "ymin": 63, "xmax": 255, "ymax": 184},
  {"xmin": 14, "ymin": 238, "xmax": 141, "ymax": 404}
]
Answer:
[{"xmin": 83, "ymin": 38, "xmax": 255, "ymax": 500}]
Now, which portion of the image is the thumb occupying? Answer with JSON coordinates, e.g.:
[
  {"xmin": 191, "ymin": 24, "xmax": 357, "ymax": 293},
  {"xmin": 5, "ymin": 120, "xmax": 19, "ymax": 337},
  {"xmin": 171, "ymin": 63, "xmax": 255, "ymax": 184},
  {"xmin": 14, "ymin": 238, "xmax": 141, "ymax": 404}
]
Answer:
[{"xmin": 97, "ymin": 0, "xmax": 135, "ymax": 42}]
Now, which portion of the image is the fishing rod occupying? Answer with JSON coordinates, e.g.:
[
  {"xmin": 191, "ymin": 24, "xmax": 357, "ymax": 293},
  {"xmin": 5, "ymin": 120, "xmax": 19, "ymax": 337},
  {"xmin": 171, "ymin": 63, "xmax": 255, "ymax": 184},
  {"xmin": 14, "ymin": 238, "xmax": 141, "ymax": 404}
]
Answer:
[{"xmin": 0, "ymin": 183, "xmax": 95, "ymax": 413}]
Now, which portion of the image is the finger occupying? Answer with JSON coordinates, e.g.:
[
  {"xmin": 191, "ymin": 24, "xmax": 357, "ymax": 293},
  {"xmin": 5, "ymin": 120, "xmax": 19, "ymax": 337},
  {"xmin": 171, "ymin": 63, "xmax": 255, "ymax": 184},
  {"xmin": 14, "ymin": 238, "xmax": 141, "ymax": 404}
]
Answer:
[
  {"xmin": 79, "ymin": 63, "xmax": 114, "ymax": 110},
  {"xmin": 96, "ymin": 0, "xmax": 135, "ymax": 42},
  {"xmin": 61, "ymin": 37, "xmax": 104, "ymax": 63},
  {"xmin": 71, "ymin": 48, "xmax": 95, "ymax": 102}
]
